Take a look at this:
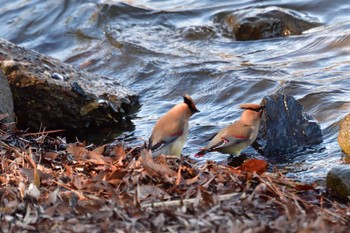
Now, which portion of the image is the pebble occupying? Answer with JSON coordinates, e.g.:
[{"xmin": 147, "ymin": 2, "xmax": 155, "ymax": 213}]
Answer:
[{"xmin": 51, "ymin": 73, "xmax": 65, "ymax": 81}]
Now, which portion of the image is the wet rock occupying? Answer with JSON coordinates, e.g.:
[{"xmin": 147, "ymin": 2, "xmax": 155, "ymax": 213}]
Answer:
[
  {"xmin": 338, "ymin": 114, "xmax": 350, "ymax": 156},
  {"xmin": 179, "ymin": 26, "xmax": 216, "ymax": 40},
  {"xmin": 222, "ymin": 7, "xmax": 322, "ymax": 41},
  {"xmin": 0, "ymin": 38, "xmax": 139, "ymax": 131},
  {"xmin": 255, "ymin": 94, "xmax": 323, "ymax": 158},
  {"xmin": 0, "ymin": 70, "xmax": 15, "ymax": 124},
  {"xmin": 326, "ymin": 165, "xmax": 350, "ymax": 199}
]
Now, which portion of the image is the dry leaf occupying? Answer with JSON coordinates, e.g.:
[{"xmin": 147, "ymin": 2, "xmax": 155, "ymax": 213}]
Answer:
[
  {"xmin": 67, "ymin": 144, "xmax": 88, "ymax": 160},
  {"xmin": 138, "ymin": 185, "xmax": 171, "ymax": 201},
  {"xmin": 18, "ymin": 181, "xmax": 25, "ymax": 199},
  {"xmin": 27, "ymin": 183, "xmax": 40, "ymax": 200},
  {"xmin": 107, "ymin": 169, "xmax": 128, "ymax": 181},
  {"xmin": 0, "ymin": 124, "xmax": 348, "ymax": 232},
  {"xmin": 47, "ymin": 188, "xmax": 60, "ymax": 205},
  {"xmin": 26, "ymin": 152, "xmax": 40, "ymax": 188},
  {"xmin": 140, "ymin": 149, "xmax": 177, "ymax": 177},
  {"xmin": 43, "ymin": 151, "xmax": 59, "ymax": 161},
  {"xmin": 239, "ymin": 159, "xmax": 268, "ymax": 175}
]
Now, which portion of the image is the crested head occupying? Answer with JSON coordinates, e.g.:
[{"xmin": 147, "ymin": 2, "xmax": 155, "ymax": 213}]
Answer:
[
  {"xmin": 240, "ymin": 103, "xmax": 264, "ymax": 123},
  {"xmin": 239, "ymin": 103, "xmax": 264, "ymax": 112},
  {"xmin": 183, "ymin": 94, "xmax": 200, "ymax": 114}
]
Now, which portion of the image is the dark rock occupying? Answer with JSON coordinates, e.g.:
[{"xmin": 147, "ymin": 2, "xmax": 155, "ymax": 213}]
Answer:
[
  {"xmin": 326, "ymin": 165, "xmax": 350, "ymax": 199},
  {"xmin": 71, "ymin": 82, "xmax": 87, "ymax": 97},
  {"xmin": 0, "ymin": 38, "xmax": 139, "ymax": 131},
  {"xmin": 221, "ymin": 7, "xmax": 322, "ymax": 41},
  {"xmin": 338, "ymin": 113, "xmax": 350, "ymax": 156},
  {"xmin": 179, "ymin": 26, "xmax": 216, "ymax": 40},
  {"xmin": 51, "ymin": 73, "xmax": 65, "ymax": 81},
  {"xmin": 255, "ymin": 94, "xmax": 322, "ymax": 158},
  {"xmin": 0, "ymin": 70, "xmax": 15, "ymax": 124}
]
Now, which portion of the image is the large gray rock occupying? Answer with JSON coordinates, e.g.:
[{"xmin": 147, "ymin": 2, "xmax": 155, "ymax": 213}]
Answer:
[
  {"xmin": 221, "ymin": 7, "xmax": 322, "ymax": 41},
  {"xmin": 326, "ymin": 165, "xmax": 350, "ymax": 199},
  {"xmin": 255, "ymin": 94, "xmax": 323, "ymax": 157},
  {"xmin": 0, "ymin": 70, "xmax": 14, "ymax": 124},
  {"xmin": 0, "ymin": 38, "xmax": 138, "ymax": 131}
]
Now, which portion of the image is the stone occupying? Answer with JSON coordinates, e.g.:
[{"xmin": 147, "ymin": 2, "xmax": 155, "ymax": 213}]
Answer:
[
  {"xmin": 222, "ymin": 7, "xmax": 322, "ymax": 41},
  {"xmin": 254, "ymin": 93, "xmax": 323, "ymax": 158},
  {"xmin": 338, "ymin": 113, "xmax": 350, "ymax": 155},
  {"xmin": 326, "ymin": 165, "xmax": 350, "ymax": 199},
  {"xmin": 0, "ymin": 70, "xmax": 15, "ymax": 124},
  {"xmin": 0, "ymin": 38, "xmax": 139, "ymax": 131}
]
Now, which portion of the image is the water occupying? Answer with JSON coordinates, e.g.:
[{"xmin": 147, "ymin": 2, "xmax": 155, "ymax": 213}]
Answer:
[{"xmin": 1, "ymin": 0, "xmax": 350, "ymax": 184}]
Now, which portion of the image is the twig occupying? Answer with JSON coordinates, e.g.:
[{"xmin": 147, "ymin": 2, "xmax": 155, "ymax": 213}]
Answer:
[
  {"xmin": 22, "ymin": 129, "xmax": 65, "ymax": 136},
  {"xmin": 141, "ymin": 192, "xmax": 240, "ymax": 209},
  {"xmin": 0, "ymin": 141, "xmax": 23, "ymax": 157},
  {"xmin": 165, "ymin": 155, "xmax": 180, "ymax": 160},
  {"xmin": 52, "ymin": 180, "xmax": 86, "ymax": 200},
  {"xmin": 0, "ymin": 140, "xmax": 11, "ymax": 149}
]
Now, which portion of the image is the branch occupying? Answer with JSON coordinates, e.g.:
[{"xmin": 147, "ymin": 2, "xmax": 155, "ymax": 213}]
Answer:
[{"xmin": 141, "ymin": 192, "xmax": 240, "ymax": 209}]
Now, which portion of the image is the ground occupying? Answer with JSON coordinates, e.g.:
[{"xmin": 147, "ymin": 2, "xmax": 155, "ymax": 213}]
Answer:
[{"xmin": 0, "ymin": 118, "xmax": 349, "ymax": 233}]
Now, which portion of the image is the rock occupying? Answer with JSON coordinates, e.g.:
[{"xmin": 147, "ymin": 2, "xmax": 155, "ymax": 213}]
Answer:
[
  {"xmin": 338, "ymin": 114, "xmax": 350, "ymax": 155},
  {"xmin": 326, "ymin": 165, "xmax": 350, "ymax": 199},
  {"xmin": 0, "ymin": 38, "xmax": 139, "ymax": 131},
  {"xmin": 254, "ymin": 94, "xmax": 323, "ymax": 158},
  {"xmin": 0, "ymin": 70, "xmax": 15, "ymax": 124},
  {"xmin": 221, "ymin": 7, "xmax": 322, "ymax": 41},
  {"xmin": 179, "ymin": 26, "xmax": 216, "ymax": 40}
]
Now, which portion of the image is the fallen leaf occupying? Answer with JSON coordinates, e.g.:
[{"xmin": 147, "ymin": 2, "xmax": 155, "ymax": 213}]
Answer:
[
  {"xmin": 107, "ymin": 169, "xmax": 128, "ymax": 181},
  {"xmin": 295, "ymin": 184, "xmax": 315, "ymax": 191},
  {"xmin": 18, "ymin": 181, "xmax": 25, "ymax": 199},
  {"xmin": 239, "ymin": 159, "xmax": 268, "ymax": 175},
  {"xmin": 47, "ymin": 188, "xmax": 60, "ymax": 205},
  {"xmin": 175, "ymin": 165, "xmax": 182, "ymax": 186},
  {"xmin": 26, "ymin": 151, "xmax": 40, "ymax": 188},
  {"xmin": 138, "ymin": 185, "xmax": 171, "ymax": 201},
  {"xmin": 185, "ymin": 174, "xmax": 200, "ymax": 185},
  {"xmin": 27, "ymin": 183, "xmax": 40, "ymax": 200},
  {"xmin": 140, "ymin": 149, "xmax": 176, "ymax": 177},
  {"xmin": 43, "ymin": 151, "xmax": 59, "ymax": 161},
  {"xmin": 64, "ymin": 164, "xmax": 73, "ymax": 177},
  {"xmin": 67, "ymin": 144, "xmax": 88, "ymax": 160}
]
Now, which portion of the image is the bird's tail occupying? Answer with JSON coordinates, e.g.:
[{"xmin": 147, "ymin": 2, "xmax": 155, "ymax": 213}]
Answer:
[{"xmin": 194, "ymin": 148, "xmax": 207, "ymax": 158}]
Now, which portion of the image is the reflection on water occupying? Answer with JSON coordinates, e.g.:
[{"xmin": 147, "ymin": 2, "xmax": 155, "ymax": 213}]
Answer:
[{"xmin": 1, "ymin": 0, "xmax": 350, "ymax": 184}]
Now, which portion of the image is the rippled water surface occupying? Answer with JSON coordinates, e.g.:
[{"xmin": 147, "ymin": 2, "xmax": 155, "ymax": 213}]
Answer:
[{"xmin": 1, "ymin": 0, "xmax": 350, "ymax": 183}]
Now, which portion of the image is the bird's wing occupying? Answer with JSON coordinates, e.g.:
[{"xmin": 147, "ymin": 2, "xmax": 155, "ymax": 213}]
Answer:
[
  {"xmin": 149, "ymin": 130, "xmax": 183, "ymax": 152},
  {"xmin": 204, "ymin": 132, "xmax": 219, "ymax": 142},
  {"xmin": 194, "ymin": 135, "xmax": 245, "ymax": 157},
  {"xmin": 207, "ymin": 124, "xmax": 253, "ymax": 152},
  {"xmin": 148, "ymin": 110, "xmax": 186, "ymax": 152},
  {"xmin": 207, "ymin": 135, "xmax": 248, "ymax": 152}
]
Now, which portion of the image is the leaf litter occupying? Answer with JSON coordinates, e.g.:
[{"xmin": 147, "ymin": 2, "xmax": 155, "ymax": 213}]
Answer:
[{"xmin": 0, "ymin": 123, "xmax": 349, "ymax": 233}]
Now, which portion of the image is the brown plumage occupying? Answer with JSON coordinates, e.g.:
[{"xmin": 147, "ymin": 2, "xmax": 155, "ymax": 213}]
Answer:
[
  {"xmin": 195, "ymin": 103, "xmax": 264, "ymax": 157},
  {"xmin": 149, "ymin": 94, "xmax": 199, "ymax": 157}
]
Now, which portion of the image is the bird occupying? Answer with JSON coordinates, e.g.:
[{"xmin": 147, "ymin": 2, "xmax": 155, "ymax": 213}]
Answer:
[
  {"xmin": 148, "ymin": 94, "xmax": 200, "ymax": 157},
  {"xmin": 195, "ymin": 103, "xmax": 264, "ymax": 157}
]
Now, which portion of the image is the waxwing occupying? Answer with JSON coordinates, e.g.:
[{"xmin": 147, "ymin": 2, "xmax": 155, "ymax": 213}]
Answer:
[
  {"xmin": 195, "ymin": 103, "xmax": 264, "ymax": 157},
  {"xmin": 149, "ymin": 94, "xmax": 199, "ymax": 157}
]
